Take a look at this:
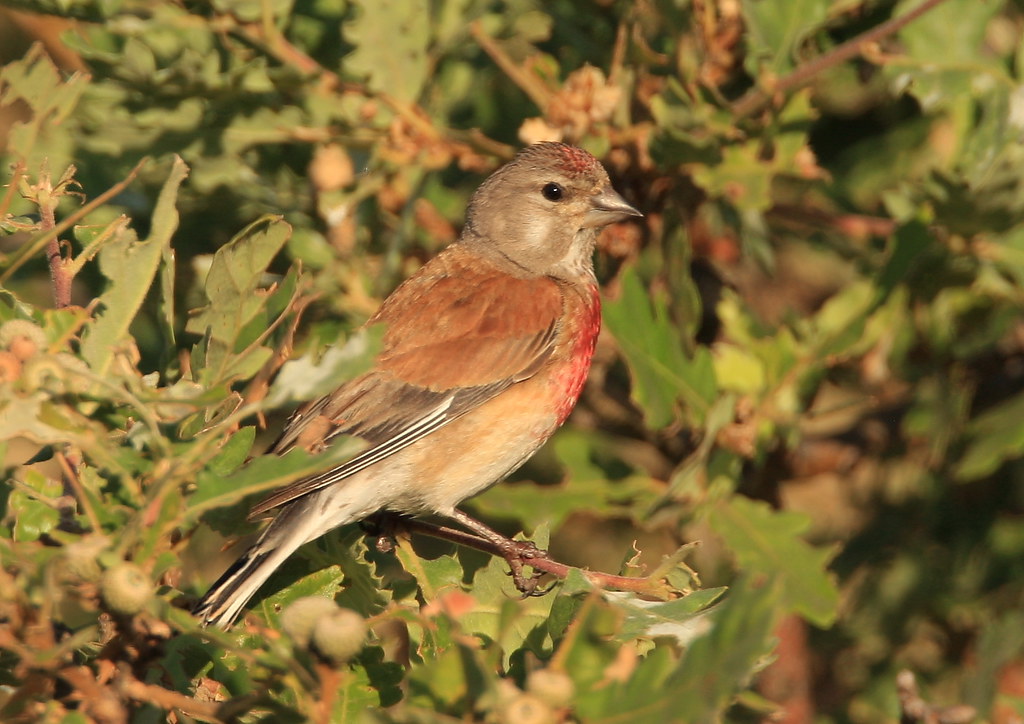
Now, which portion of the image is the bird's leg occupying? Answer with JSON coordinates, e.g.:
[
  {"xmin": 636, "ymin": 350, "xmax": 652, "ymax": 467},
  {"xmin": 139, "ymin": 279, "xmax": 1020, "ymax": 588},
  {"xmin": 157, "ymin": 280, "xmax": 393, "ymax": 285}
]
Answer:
[
  {"xmin": 447, "ymin": 509, "xmax": 549, "ymax": 596},
  {"xmin": 366, "ymin": 510, "xmax": 551, "ymax": 595}
]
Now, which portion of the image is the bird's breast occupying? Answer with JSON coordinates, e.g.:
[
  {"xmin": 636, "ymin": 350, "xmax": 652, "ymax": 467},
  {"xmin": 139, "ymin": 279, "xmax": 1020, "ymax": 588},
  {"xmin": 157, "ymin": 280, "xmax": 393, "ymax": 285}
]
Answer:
[{"xmin": 551, "ymin": 283, "xmax": 601, "ymax": 426}]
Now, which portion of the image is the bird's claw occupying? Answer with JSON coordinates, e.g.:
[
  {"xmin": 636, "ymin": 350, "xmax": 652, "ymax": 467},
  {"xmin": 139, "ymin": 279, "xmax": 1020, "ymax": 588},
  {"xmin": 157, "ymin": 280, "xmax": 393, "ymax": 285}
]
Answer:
[
  {"xmin": 498, "ymin": 540, "xmax": 551, "ymax": 596},
  {"xmin": 374, "ymin": 534, "xmax": 396, "ymax": 554}
]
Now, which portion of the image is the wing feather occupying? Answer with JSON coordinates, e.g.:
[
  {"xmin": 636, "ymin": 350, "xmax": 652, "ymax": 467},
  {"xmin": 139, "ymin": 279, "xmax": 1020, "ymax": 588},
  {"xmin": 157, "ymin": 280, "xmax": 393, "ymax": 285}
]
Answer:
[{"xmin": 247, "ymin": 247, "xmax": 564, "ymax": 517}]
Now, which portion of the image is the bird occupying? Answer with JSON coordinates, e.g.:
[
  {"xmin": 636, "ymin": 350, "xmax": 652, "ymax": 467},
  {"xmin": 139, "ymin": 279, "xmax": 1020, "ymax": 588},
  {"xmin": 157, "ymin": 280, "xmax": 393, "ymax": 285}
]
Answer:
[{"xmin": 193, "ymin": 142, "xmax": 642, "ymax": 628}]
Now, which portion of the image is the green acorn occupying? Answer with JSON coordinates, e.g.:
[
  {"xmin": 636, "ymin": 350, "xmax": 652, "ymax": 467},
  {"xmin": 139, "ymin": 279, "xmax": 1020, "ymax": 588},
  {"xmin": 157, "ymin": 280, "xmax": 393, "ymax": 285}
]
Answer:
[
  {"xmin": 0, "ymin": 319, "xmax": 46, "ymax": 361},
  {"xmin": 495, "ymin": 693, "xmax": 556, "ymax": 724},
  {"xmin": 310, "ymin": 607, "xmax": 368, "ymax": 665},
  {"xmin": 526, "ymin": 669, "xmax": 575, "ymax": 708},
  {"xmin": 280, "ymin": 596, "xmax": 340, "ymax": 648},
  {"xmin": 100, "ymin": 563, "xmax": 151, "ymax": 616}
]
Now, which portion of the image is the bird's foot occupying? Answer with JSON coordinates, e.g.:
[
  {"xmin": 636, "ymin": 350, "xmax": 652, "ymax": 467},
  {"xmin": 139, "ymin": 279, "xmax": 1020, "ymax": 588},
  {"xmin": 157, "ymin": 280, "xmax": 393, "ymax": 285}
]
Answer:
[
  {"xmin": 361, "ymin": 512, "xmax": 403, "ymax": 553},
  {"xmin": 498, "ymin": 539, "xmax": 551, "ymax": 597}
]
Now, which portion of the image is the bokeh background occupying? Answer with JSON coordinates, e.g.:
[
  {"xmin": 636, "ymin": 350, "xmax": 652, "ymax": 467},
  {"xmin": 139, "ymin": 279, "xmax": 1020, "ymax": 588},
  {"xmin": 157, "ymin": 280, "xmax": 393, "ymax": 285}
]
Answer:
[{"xmin": 3, "ymin": 0, "xmax": 1024, "ymax": 722}]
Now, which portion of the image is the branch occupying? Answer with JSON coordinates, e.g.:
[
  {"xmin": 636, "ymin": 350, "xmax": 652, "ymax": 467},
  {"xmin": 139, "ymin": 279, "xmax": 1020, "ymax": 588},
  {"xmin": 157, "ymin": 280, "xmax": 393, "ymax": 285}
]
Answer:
[
  {"xmin": 731, "ymin": 0, "xmax": 953, "ymax": 119},
  {"xmin": 896, "ymin": 670, "xmax": 975, "ymax": 724},
  {"xmin": 387, "ymin": 517, "xmax": 680, "ymax": 597},
  {"xmin": 41, "ymin": 190, "xmax": 71, "ymax": 308},
  {"xmin": 116, "ymin": 665, "xmax": 223, "ymax": 722},
  {"xmin": 1, "ymin": 159, "xmax": 147, "ymax": 286},
  {"xmin": 469, "ymin": 21, "xmax": 553, "ymax": 111}
]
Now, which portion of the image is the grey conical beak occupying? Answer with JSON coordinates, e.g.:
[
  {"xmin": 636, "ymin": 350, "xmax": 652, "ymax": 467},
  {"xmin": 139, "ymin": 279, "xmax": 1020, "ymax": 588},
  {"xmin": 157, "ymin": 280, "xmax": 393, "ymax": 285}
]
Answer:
[{"xmin": 583, "ymin": 187, "xmax": 643, "ymax": 229}]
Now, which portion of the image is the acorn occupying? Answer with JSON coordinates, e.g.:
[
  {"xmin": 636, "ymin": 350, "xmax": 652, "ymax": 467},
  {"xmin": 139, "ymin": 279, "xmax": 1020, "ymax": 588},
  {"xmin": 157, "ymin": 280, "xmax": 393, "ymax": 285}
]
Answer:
[
  {"xmin": 526, "ymin": 669, "xmax": 575, "ymax": 708},
  {"xmin": 0, "ymin": 319, "xmax": 46, "ymax": 361},
  {"xmin": 99, "ymin": 563, "xmax": 151, "ymax": 616},
  {"xmin": 310, "ymin": 607, "xmax": 368, "ymax": 665},
  {"xmin": 495, "ymin": 693, "xmax": 556, "ymax": 724},
  {"xmin": 0, "ymin": 351, "xmax": 21, "ymax": 382},
  {"xmin": 280, "ymin": 596, "xmax": 339, "ymax": 648},
  {"xmin": 20, "ymin": 353, "xmax": 90, "ymax": 394},
  {"xmin": 309, "ymin": 144, "xmax": 354, "ymax": 192}
]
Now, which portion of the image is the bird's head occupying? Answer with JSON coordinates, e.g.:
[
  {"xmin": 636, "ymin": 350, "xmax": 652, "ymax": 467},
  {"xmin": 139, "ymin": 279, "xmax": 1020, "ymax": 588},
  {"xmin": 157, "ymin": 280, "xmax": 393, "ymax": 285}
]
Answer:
[{"xmin": 462, "ymin": 143, "xmax": 642, "ymax": 281}]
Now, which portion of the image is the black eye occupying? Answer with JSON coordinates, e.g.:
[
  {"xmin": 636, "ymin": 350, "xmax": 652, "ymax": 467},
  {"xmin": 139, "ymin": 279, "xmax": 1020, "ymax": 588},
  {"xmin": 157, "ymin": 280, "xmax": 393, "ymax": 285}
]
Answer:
[{"xmin": 541, "ymin": 182, "xmax": 564, "ymax": 201}]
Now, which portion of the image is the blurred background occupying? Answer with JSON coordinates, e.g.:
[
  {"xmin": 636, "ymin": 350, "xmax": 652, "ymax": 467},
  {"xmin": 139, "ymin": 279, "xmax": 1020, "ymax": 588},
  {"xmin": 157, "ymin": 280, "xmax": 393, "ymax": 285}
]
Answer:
[{"xmin": 4, "ymin": 0, "xmax": 1024, "ymax": 721}]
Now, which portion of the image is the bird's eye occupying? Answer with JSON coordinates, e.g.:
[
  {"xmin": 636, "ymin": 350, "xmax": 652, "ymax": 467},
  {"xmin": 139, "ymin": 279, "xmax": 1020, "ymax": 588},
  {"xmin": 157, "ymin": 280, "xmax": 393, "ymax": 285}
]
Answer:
[{"xmin": 541, "ymin": 182, "xmax": 565, "ymax": 201}]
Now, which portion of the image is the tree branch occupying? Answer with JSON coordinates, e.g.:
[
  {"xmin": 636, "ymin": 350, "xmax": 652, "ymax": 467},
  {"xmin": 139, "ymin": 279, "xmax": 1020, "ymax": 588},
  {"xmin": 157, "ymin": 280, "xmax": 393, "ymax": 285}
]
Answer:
[
  {"xmin": 731, "ymin": 0, "xmax": 953, "ymax": 119},
  {"xmin": 384, "ymin": 516, "xmax": 680, "ymax": 597}
]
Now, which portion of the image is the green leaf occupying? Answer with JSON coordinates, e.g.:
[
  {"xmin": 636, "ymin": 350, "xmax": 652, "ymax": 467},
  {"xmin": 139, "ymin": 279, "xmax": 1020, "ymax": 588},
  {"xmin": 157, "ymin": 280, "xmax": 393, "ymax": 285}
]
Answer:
[
  {"xmin": 207, "ymin": 426, "xmax": 256, "ymax": 477},
  {"xmin": 877, "ymin": 222, "xmax": 931, "ymax": 294},
  {"xmin": 603, "ymin": 266, "xmax": 717, "ymax": 428},
  {"xmin": 894, "ymin": 0, "xmax": 1001, "ymax": 113},
  {"xmin": 257, "ymin": 565, "xmax": 347, "ymax": 622},
  {"xmin": 394, "ymin": 543, "xmax": 463, "ymax": 600},
  {"xmin": 691, "ymin": 143, "xmax": 773, "ymax": 212},
  {"xmin": 185, "ymin": 216, "xmax": 292, "ymax": 387},
  {"xmin": 266, "ymin": 326, "xmax": 383, "ymax": 407},
  {"xmin": 954, "ymin": 391, "xmax": 1024, "ymax": 481},
  {"xmin": 9, "ymin": 470, "xmax": 62, "ymax": 542},
  {"xmin": 604, "ymin": 586, "xmax": 727, "ymax": 642},
  {"xmin": 343, "ymin": 0, "xmax": 430, "ymax": 102},
  {"xmin": 0, "ymin": 45, "xmax": 88, "ymax": 167},
  {"xmin": 660, "ymin": 576, "xmax": 781, "ymax": 722},
  {"xmin": 79, "ymin": 156, "xmax": 189, "ymax": 375},
  {"xmin": 708, "ymin": 495, "xmax": 839, "ymax": 627},
  {"xmin": 741, "ymin": 0, "xmax": 829, "ymax": 75}
]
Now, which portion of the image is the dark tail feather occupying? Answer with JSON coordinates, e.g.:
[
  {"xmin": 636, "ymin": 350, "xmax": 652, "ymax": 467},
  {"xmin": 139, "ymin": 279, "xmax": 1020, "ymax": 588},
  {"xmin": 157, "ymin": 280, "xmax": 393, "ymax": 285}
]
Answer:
[
  {"xmin": 193, "ymin": 489, "xmax": 365, "ymax": 627},
  {"xmin": 193, "ymin": 546, "xmax": 280, "ymax": 628}
]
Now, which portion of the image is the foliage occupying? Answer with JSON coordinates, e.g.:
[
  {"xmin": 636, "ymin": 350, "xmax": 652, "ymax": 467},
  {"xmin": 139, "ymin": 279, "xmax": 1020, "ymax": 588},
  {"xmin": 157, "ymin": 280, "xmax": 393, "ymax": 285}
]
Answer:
[{"xmin": 2, "ymin": 0, "xmax": 1024, "ymax": 721}]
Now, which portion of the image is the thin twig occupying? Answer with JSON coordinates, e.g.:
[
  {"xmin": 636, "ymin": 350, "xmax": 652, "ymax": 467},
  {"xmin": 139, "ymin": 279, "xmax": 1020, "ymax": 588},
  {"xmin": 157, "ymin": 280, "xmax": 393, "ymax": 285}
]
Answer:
[
  {"xmin": 731, "ymin": 0, "xmax": 953, "ymax": 118},
  {"xmin": 0, "ymin": 160, "xmax": 26, "ymax": 219},
  {"xmin": 41, "ymin": 195, "xmax": 71, "ymax": 308},
  {"xmin": 1, "ymin": 159, "xmax": 148, "ymax": 285},
  {"xmin": 55, "ymin": 449, "xmax": 102, "ymax": 533},
  {"xmin": 897, "ymin": 669, "xmax": 976, "ymax": 724},
  {"xmin": 117, "ymin": 667, "xmax": 223, "ymax": 721},
  {"xmin": 241, "ymin": 287, "xmax": 320, "ymax": 414},
  {"xmin": 470, "ymin": 21, "xmax": 552, "ymax": 111}
]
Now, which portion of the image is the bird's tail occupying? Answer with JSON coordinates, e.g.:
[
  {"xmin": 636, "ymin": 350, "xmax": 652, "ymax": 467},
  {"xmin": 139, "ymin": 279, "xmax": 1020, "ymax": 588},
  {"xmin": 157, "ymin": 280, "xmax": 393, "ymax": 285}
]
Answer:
[{"xmin": 193, "ymin": 506, "xmax": 318, "ymax": 628}]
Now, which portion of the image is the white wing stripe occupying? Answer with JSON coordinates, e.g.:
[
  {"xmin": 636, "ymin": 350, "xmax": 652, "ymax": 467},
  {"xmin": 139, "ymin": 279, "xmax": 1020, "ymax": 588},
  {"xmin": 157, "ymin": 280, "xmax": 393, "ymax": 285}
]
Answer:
[{"xmin": 299, "ymin": 397, "xmax": 454, "ymax": 490}]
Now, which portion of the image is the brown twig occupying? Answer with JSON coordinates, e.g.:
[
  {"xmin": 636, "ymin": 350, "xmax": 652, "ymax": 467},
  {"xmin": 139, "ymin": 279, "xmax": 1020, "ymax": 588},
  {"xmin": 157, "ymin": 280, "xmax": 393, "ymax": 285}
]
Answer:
[
  {"xmin": 767, "ymin": 204, "xmax": 899, "ymax": 240},
  {"xmin": 388, "ymin": 517, "xmax": 676, "ymax": 596},
  {"xmin": 897, "ymin": 670, "xmax": 976, "ymax": 724},
  {"xmin": 731, "ymin": 0, "xmax": 954, "ymax": 119},
  {"xmin": 41, "ymin": 195, "xmax": 71, "ymax": 308},
  {"xmin": 470, "ymin": 21, "xmax": 553, "ymax": 112},
  {"xmin": 241, "ymin": 288, "xmax": 321, "ymax": 418},
  {"xmin": 55, "ymin": 449, "xmax": 102, "ymax": 534},
  {"xmin": 312, "ymin": 664, "xmax": 341, "ymax": 724},
  {"xmin": 116, "ymin": 665, "xmax": 223, "ymax": 721},
  {"xmin": 1, "ymin": 158, "xmax": 148, "ymax": 285},
  {"xmin": 0, "ymin": 160, "xmax": 26, "ymax": 219}
]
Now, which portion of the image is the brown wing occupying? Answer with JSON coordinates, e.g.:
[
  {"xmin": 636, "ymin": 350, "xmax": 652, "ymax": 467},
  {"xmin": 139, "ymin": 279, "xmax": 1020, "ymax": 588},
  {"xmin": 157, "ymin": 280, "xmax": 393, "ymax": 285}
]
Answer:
[{"xmin": 248, "ymin": 246, "xmax": 563, "ymax": 518}]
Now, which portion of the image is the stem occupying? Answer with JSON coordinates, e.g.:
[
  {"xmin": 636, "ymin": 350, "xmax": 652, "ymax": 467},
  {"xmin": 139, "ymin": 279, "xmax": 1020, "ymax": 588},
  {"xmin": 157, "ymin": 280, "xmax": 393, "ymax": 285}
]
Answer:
[
  {"xmin": 1, "ymin": 158, "xmax": 148, "ymax": 285},
  {"xmin": 731, "ymin": 0, "xmax": 953, "ymax": 118},
  {"xmin": 0, "ymin": 161, "xmax": 26, "ymax": 219},
  {"xmin": 470, "ymin": 21, "xmax": 552, "ymax": 111},
  {"xmin": 41, "ymin": 198, "xmax": 71, "ymax": 308},
  {"xmin": 55, "ymin": 449, "xmax": 103, "ymax": 534}
]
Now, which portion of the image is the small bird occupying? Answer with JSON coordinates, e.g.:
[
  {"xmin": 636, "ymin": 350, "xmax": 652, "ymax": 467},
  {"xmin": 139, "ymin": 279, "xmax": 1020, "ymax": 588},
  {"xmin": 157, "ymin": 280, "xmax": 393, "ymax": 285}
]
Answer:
[{"xmin": 194, "ymin": 142, "xmax": 642, "ymax": 628}]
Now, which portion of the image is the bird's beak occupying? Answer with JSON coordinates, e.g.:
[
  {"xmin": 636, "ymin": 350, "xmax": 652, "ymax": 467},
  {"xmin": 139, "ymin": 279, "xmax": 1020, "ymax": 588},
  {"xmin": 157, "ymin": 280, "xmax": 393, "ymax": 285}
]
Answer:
[{"xmin": 583, "ymin": 188, "xmax": 643, "ymax": 229}]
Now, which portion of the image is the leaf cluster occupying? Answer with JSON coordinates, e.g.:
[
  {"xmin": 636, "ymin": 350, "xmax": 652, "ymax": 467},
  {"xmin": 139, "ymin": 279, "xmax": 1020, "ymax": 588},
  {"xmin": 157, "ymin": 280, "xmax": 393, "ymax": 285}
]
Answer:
[{"xmin": 3, "ymin": 0, "xmax": 1024, "ymax": 722}]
